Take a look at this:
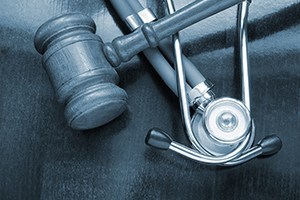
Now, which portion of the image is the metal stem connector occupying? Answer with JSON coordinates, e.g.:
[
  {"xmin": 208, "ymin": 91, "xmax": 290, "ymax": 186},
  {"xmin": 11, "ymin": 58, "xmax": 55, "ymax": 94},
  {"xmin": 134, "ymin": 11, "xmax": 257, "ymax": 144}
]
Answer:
[
  {"xmin": 125, "ymin": 8, "xmax": 156, "ymax": 31},
  {"xmin": 238, "ymin": 1, "xmax": 251, "ymax": 110}
]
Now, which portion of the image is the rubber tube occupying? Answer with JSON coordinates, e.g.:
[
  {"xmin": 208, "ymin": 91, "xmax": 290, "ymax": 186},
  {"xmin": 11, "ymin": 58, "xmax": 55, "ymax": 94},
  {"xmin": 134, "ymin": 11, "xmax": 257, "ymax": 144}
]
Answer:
[
  {"xmin": 143, "ymin": 48, "xmax": 192, "ymax": 94},
  {"xmin": 109, "ymin": 0, "xmax": 135, "ymax": 21},
  {"xmin": 159, "ymin": 38, "xmax": 206, "ymax": 87},
  {"xmin": 126, "ymin": 0, "xmax": 144, "ymax": 12}
]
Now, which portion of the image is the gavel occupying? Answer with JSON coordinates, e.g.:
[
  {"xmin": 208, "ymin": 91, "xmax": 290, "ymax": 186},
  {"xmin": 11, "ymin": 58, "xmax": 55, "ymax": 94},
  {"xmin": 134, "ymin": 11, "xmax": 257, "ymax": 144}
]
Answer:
[
  {"xmin": 34, "ymin": 14, "xmax": 128, "ymax": 130},
  {"xmin": 34, "ymin": 0, "xmax": 243, "ymax": 130}
]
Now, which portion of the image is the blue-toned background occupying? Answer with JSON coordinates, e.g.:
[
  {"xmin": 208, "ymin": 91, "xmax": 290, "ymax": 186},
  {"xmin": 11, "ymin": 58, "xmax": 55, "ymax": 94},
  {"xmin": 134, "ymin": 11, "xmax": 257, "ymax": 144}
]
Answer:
[{"xmin": 0, "ymin": 0, "xmax": 299, "ymax": 199}]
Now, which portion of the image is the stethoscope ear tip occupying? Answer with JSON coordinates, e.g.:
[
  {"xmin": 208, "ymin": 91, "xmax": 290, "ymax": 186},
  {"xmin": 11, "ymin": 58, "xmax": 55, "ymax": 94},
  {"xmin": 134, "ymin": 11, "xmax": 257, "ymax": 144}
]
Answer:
[
  {"xmin": 258, "ymin": 135, "xmax": 282, "ymax": 156},
  {"xmin": 145, "ymin": 128, "xmax": 173, "ymax": 150}
]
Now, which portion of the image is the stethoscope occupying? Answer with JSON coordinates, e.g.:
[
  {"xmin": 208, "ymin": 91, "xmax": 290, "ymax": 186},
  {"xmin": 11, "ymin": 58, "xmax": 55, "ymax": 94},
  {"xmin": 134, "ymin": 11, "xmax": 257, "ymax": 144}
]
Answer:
[{"xmin": 109, "ymin": 0, "xmax": 282, "ymax": 166}]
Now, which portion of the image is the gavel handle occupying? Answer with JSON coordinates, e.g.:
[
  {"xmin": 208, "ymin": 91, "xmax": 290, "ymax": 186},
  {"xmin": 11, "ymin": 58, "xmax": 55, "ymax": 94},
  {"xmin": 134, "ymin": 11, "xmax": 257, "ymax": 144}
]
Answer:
[{"xmin": 103, "ymin": 0, "xmax": 243, "ymax": 66}]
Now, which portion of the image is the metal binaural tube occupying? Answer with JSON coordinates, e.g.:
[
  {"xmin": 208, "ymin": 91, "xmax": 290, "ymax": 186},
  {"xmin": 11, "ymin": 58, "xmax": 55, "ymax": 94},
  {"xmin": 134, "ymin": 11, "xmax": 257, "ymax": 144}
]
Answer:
[
  {"xmin": 166, "ymin": 0, "xmax": 194, "ymax": 149},
  {"xmin": 167, "ymin": 0, "xmax": 210, "ymax": 155},
  {"xmin": 238, "ymin": 1, "xmax": 251, "ymax": 110},
  {"xmin": 169, "ymin": 138, "xmax": 248, "ymax": 164},
  {"xmin": 223, "ymin": 146, "xmax": 262, "ymax": 166},
  {"xmin": 146, "ymin": 127, "xmax": 281, "ymax": 165}
]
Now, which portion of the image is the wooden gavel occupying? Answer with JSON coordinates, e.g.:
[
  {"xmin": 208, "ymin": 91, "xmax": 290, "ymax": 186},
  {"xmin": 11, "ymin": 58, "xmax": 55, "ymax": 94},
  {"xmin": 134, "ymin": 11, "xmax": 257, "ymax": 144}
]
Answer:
[{"xmin": 34, "ymin": 0, "xmax": 243, "ymax": 130}]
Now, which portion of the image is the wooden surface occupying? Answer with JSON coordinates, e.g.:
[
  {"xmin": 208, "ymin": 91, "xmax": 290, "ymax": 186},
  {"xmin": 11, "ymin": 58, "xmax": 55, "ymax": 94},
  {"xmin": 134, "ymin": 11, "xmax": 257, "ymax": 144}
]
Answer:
[{"xmin": 0, "ymin": 0, "xmax": 299, "ymax": 199}]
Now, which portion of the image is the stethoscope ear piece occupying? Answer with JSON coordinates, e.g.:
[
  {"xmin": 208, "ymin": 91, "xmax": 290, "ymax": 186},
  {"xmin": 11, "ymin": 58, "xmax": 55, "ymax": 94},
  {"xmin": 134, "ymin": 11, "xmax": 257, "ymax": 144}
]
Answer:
[
  {"xmin": 258, "ymin": 135, "xmax": 282, "ymax": 156},
  {"xmin": 145, "ymin": 128, "xmax": 173, "ymax": 150}
]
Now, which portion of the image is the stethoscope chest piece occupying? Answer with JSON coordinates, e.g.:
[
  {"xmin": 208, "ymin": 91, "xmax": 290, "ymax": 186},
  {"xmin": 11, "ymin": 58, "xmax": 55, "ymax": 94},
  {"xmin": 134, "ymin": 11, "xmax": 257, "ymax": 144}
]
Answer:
[{"xmin": 192, "ymin": 97, "xmax": 255, "ymax": 156}]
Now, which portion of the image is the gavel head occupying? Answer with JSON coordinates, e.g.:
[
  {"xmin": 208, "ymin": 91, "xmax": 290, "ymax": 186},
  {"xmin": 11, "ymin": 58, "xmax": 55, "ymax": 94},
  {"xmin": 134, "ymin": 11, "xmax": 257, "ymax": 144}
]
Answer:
[{"xmin": 34, "ymin": 13, "xmax": 128, "ymax": 130}]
